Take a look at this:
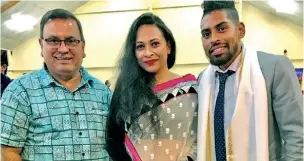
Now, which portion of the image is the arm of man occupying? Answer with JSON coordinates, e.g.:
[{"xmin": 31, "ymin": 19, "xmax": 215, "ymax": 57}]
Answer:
[
  {"xmin": 1, "ymin": 145, "xmax": 22, "ymax": 161},
  {"xmin": 1, "ymin": 81, "xmax": 30, "ymax": 161},
  {"xmin": 272, "ymin": 56, "xmax": 303, "ymax": 161}
]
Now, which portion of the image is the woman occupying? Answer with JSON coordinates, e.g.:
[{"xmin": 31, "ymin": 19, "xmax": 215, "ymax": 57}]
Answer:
[{"xmin": 106, "ymin": 12, "xmax": 198, "ymax": 161}]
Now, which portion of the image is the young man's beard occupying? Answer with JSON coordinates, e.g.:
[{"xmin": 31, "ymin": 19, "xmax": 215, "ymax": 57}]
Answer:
[{"xmin": 207, "ymin": 44, "xmax": 238, "ymax": 66}]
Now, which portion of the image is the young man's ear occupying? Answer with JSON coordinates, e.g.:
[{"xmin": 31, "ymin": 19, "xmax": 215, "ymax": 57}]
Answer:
[{"xmin": 239, "ymin": 22, "xmax": 246, "ymax": 38}]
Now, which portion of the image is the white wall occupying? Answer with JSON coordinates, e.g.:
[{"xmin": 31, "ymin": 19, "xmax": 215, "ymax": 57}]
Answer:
[{"xmin": 242, "ymin": 3, "xmax": 303, "ymax": 60}]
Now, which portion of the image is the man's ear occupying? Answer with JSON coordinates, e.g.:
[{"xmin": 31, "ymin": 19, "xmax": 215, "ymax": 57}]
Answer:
[
  {"xmin": 39, "ymin": 39, "xmax": 43, "ymax": 57},
  {"xmin": 239, "ymin": 22, "xmax": 246, "ymax": 39},
  {"xmin": 39, "ymin": 39, "xmax": 43, "ymax": 49},
  {"xmin": 82, "ymin": 41, "xmax": 86, "ymax": 58}
]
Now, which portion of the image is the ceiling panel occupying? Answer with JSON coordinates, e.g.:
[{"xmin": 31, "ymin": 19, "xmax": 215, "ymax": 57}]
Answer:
[
  {"xmin": 1, "ymin": 1, "xmax": 87, "ymax": 50},
  {"xmin": 1, "ymin": 1, "xmax": 10, "ymax": 7},
  {"xmin": 244, "ymin": 1, "xmax": 303, "ymax": 26}
]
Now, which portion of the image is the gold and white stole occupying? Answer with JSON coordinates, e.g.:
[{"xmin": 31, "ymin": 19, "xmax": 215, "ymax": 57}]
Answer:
[{"xmin": 197, "ymin": 45, "xmax": 269, "ymax": 161}]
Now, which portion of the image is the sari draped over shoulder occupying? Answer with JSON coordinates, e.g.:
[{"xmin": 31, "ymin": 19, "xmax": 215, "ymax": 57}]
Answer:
[{"xmin": 125, "ymin": 74, "xmax": 198, "ymax": 161}]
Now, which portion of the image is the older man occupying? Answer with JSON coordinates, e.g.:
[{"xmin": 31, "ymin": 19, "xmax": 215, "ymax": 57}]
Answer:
[{"xmin": 1, "ymin": 9, "xmax": 111, "ymax": 161}]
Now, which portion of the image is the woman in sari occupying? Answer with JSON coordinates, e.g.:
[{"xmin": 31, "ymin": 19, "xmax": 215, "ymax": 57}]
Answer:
[{"xmin": 105, "ymin": 12, "xmax": 198, "ymax": 161}]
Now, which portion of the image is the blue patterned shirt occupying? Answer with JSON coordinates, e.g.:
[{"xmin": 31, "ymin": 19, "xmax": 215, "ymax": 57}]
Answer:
[{"xmin": 1, "ymin": 66, "xmax": 111, "ymax": 161}]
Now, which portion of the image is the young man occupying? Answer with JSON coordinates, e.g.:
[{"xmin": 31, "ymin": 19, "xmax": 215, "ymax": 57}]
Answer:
[
  {"xmin": 1, "ymin": 9, "xmax": 112, "ymax": 161},
  {"xmin": 197, "ymin": 1, "xmax": 303, "ymax": 161}
]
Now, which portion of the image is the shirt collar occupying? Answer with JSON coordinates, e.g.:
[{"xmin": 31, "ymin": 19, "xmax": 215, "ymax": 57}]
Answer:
[
  {"xmin": 79, "ymin": 67, "xmax": 95, "ymax": 88},
  {"xmin": 214, "ymin": 44, "xmax": 244, "ymax": 74},
  {"xmin": 40, "ymin": 64, "xmax": 94, "ymax": 88}
]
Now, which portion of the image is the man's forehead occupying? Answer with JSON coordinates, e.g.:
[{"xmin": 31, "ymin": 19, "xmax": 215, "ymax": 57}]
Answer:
[
  {"xmin": 45, "ymin": 18, "xmax": 77, "ymax": 28},
  {"xmin": 201, "ymin": 10, "xmax": 229, "ymax": 29},
  {"xmin": 43, "ymin": 18, "xmax": 80, "ymax": 37}
]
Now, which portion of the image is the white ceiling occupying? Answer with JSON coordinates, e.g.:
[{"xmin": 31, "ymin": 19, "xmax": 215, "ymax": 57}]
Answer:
[
  {"xmin": 1, "ymin": 1, "xmax": 87, "ymax": 50},
  {"xmin": 1, "ymin": 0, "xmax": 303, "ymax": 50},
  {"xmin": 244, "ymin": 0, "xmax": 303, "ymax": 27}
]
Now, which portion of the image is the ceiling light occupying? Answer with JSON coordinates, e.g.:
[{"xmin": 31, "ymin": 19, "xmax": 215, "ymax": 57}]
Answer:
[
  {"xmin": 268, "ymin": 0, "xmax": 298, "ymax": 14},
  {"xmin": 4, "ymin": 12, "xmax": 37, "ymax": 32}
]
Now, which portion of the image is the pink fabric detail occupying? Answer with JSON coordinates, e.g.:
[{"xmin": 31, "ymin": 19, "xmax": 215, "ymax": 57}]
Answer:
[
  {"xmin": 153, "ymin": 74, "xmax": 196, "ymax": 93},
  {"xmin": 125, "ymin": 134, "xmax": 142, "ymax": 161}
]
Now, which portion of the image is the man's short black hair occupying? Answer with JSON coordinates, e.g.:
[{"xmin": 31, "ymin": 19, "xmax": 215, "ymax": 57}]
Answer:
[
  {"xmin": 1, "ymin": 50, "xmax": 8, "ymax": 66},
  {"xmin": 202, "ymin": 0, "xmax": 240, "ymax": 24},
  {"xmin": 40, "ymin": 8, "xmax": 84, "ymax": 40},
  {"xmin": 1, "ymin": 50, "xmax": 9, "ymax": 75}
]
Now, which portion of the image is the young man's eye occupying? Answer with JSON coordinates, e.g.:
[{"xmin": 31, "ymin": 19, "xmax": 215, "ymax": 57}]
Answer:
[
  {"xmin": 218, "ymin": 26, "xmax": 227, "ymax": 32},
  {"xmin": 202, "ymin": 32, "xmax": 211, "ymax": 39}
]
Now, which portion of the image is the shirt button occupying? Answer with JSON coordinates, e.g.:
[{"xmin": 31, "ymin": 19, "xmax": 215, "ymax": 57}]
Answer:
[
  {"xmin": 82, "ymin": 153, "xmax": 85, "ymax": 156},
  {"xmin": 79, "ymin": 132, "xmax": 82, "ymax": 136},
  {"xmin": 75, "ymin": 112, "xmax": 79, "ymax": 115}
]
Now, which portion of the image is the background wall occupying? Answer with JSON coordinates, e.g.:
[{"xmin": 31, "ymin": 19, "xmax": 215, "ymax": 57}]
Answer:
[
  {"xmin": 7, "ymin": 0, "xmax": 303, "ymax": 83},
  {"xmin": 242, "ymin": 3, "xmax": 303, "ymax": 64}
]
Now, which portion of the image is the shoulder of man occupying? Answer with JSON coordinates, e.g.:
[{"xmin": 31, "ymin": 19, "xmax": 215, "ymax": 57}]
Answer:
[
  {"xmin": 1, "ymin": 73, "xmax": 11, "ymax": 84},
  {"xmin": 4, "ymin": 69, "xmax": 43, "ymax": 92},
  {"xmin": 89, "ymin": 76, "xmax": 112, "ymax": 105},
  {"xmin": 256, "ymin": 51, "xmax": 294, "ymax": 73},
  {"xmin": 257, "ymin": 51, "xmax": 291, "ymax": 67},
  {"xmin": 1, "ymin": 73, "xmax": 34, "ymax": 107},
  {"xmin": 17, "ymin": 69, "xmax": 41, "ymax": 83},
  {"xmin": 86, "ymin": 74, "xmax": 110, "ymax": 91},
  {"xmin": 80, "ymin": 67, "xmax": 109, "ymax": 91},
  {"xmin": 82, "ymin": 70, "xmax": 112, "ymax": 102}
]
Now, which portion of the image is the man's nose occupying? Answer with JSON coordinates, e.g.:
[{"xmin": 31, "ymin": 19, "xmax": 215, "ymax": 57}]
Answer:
[{"xmin": 57, "ymin": 41, "xmax": 69, "ymax": 53}]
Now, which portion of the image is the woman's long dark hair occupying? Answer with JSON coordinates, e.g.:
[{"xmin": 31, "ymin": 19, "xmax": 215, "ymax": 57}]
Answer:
[{"xmin": 110, "ymin": 12, "xmax": 176, "ymax": 127}]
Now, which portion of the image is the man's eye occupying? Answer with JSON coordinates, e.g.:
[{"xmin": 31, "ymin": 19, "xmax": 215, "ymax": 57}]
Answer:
[
  {"xmin": 47, "ymin": 39, "xmax": 59, "ymax": 43},
  {"xmin": 202, "ymin": 32, "xmax": 211, "ymax": 39},
  {"xmin": 218, "ymin": 26, "xmax": 226, "ymax": 32},
  {"xmin": 66, "ymin": 39, "xmax": 76, "ymax": 43}
]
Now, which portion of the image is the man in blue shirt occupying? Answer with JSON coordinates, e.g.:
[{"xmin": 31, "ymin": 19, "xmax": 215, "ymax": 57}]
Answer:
[{"xmin": 1, "ymin": 9, "xmax": 112, "ymax": 161}]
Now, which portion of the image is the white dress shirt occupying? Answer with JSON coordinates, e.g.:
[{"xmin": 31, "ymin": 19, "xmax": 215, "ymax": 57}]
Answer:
[{"xmin": 213, "ymin": 53, "xmax": 242, "ymax": 134}]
